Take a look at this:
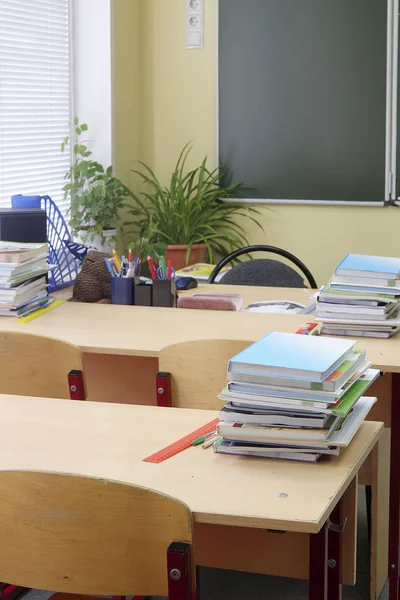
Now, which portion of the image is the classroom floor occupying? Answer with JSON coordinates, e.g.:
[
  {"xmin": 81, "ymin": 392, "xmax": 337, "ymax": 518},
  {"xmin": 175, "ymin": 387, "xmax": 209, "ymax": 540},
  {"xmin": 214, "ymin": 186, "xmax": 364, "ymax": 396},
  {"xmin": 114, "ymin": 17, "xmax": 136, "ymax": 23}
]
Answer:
[{"xmin": 23, "ymin": 487, "xmax": 387, "ymax": 600}]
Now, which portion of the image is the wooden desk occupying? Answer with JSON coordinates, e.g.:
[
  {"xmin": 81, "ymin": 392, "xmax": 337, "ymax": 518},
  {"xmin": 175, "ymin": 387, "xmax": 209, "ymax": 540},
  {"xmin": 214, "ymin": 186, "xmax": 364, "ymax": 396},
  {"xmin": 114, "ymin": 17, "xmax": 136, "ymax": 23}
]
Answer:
[
  {"xmin": 0, "ymin": 284, "xmax": 396, "ymax": 598},
  {"xmin": 0, "ymin": 287, "xmax": 311, "ymax": 408},
  {"xmin": 1, "ymin": 286, "xmax": 311, "ymax": 356},
  {"xmin": 0, "ymin": 395, "xmax": 383, "ymax": 600}
]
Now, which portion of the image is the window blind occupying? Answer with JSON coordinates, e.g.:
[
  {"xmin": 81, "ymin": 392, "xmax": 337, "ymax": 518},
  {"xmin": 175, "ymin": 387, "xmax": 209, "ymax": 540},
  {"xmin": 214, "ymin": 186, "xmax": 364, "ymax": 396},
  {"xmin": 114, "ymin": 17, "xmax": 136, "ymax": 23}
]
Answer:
[{"xmin": 0, "ymin": 0, "xmax": 71, "ymax": 214}]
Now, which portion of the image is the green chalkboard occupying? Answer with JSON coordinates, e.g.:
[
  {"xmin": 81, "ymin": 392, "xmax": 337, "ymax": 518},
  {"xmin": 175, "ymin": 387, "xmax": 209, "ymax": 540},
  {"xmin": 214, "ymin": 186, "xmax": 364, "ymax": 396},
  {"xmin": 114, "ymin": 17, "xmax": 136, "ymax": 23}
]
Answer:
[{"xmin": 218, "ymin": 0, "xmax": 387, "ymax": 202}]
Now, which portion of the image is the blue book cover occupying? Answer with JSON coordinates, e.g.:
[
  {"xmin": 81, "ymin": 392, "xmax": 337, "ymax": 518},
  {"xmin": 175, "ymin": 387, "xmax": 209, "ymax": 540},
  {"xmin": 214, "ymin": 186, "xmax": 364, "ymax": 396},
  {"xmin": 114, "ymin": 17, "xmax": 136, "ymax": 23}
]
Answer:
[
  {"xmin": 335, "ymin": 254, "xmax": 400, "ymax": 277},
  {"xmin": 227, "ymin": 332, "xmax": 355, "ymax": 382}
]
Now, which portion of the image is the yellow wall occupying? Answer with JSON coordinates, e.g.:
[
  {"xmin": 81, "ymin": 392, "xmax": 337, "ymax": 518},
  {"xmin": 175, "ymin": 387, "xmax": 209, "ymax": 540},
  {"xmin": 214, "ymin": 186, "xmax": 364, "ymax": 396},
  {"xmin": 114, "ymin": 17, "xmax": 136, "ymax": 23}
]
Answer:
[{"xmin": 111, "ymin": 0, "xmax": 400, "ymax": 286}]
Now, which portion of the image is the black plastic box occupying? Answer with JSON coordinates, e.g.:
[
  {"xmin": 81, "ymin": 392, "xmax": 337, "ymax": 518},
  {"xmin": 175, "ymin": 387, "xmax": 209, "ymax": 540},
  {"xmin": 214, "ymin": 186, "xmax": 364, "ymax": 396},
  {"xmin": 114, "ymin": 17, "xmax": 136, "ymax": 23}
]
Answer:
[{"xmin": 0, "ymin": 208, "xmax": 47, "ymax": 243}]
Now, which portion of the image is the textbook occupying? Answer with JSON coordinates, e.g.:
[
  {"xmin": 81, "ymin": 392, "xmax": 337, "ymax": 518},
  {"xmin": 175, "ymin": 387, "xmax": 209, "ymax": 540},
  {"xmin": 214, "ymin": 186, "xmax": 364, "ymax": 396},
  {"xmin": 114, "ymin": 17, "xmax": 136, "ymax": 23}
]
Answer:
[
  {"xmin": 214, "ymin": 440, "xmax": 340, "ymax": 457},
  {"xmin": 225, "ymin": 357, "xmax": 370, "ymax": 401},
  {"xmin": 213, "ymin": 440, "xmax": 323, "ymax": 462},
  {"xmin": 321, "ymin": 325, "xmax": 400, "ymax": 339},
  {"xmin": 223, "ymin": 367, "xmax": 379, "ymax": 419},
  {"xmin": 332, "ymin": 274, "xmax": 400, "ymax": 289},
  {"xmin": 0, "ymin": 242, "xmax": 48, "ymax": 264},
  {"xmin": 219, "ymin": 405, "xmax": 331, "ymax": 428},
  {"xmin": 315, "ymin": 302, "xmax": 394, "ymax": 317},
  {"xmin": 329, "ymin": 283, "xmax": 400, "ymax": 296},
  {"xmin": 318, "ymin": 305, "xmax": 399, "ymax": 324},
  {"xmin": 175, "ymin": 263, "xmax": 231, "ymax": 282},
  {"xmin": 227, "ymin": 350, "xmax": 366, "ymax": 392},
  {"xmin": 217, "ymin": 414, "xmax": 341, "ymax": 442},
  {"xmin": 316, "ymin": 314, "xmax": 400, "ymax": 327},
  {"xmin": 318, "ymin": 281, "xmax": 399, "ymax": 305},
  {"xmin": 335, "ymin": 254, "xmax": 400, "ymax": 279},
  {"xmin": 217, "ymin": 396, "xmax": 376, "ymax": 447},
  {"xmin": 227, "ymin": 332, "xmax": 355, "ymax": 382}
]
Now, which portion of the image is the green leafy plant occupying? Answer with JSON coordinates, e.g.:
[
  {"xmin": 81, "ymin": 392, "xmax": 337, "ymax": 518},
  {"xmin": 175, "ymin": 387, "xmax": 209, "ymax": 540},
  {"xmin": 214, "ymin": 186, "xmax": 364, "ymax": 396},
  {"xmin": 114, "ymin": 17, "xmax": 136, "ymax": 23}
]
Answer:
[
  {"xmin": 129, "ymin": 236, "xmax": 167, "ymax": 263},
  {"xmin": 124, "ymin": 144, "xmax": 262, "ymax": 262},
  {"xmin": 61, "ymin": 118, "xmax": 132, "ymax": 244}
]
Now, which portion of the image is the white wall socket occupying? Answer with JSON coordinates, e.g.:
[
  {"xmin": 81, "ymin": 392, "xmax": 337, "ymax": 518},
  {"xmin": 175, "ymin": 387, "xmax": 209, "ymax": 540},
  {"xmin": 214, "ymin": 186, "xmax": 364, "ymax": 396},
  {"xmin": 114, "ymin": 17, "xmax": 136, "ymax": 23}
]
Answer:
[{"xmin": 186, "ymin": 0, "xmax": 204, "ymax": 49}]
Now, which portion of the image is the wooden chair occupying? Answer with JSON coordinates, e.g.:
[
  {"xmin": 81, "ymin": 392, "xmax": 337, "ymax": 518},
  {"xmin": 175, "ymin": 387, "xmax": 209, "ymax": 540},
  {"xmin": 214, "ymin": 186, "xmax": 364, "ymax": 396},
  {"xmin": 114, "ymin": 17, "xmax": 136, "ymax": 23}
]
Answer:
[
  {"xmin": 158, "ymin": 339, "xmax": 252, "ymax": 409},
  {"xmin": 0, "ymin": 331, "xmax": 85, "ymax": 400},
  {"xmin": 0, "ymin": 333, "xmax": 86, "ymax": 599},
  {"xmin": 0, "ymin": 471, "xmax": 196, "ymax": 600}
]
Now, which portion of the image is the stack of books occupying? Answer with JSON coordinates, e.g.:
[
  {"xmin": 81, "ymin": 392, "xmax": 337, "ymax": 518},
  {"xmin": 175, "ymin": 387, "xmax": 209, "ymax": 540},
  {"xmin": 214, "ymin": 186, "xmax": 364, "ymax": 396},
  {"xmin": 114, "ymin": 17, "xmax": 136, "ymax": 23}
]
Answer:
[
  {"xmin": 315, "ymin": 254, "xmax": 400, "ymax": 338},
  {"xmin": 0, "ymin": 241, "xmax": 52, "ymax": 317},
  {"xmin": 214, "ymin": 332, "xmax": 379, "ymax": 463}
]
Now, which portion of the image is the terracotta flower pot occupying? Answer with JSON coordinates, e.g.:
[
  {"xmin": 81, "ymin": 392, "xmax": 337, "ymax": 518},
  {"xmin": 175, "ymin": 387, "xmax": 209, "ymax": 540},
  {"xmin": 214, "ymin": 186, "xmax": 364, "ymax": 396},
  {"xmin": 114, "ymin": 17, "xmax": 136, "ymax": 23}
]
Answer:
[{"xmin": 164, "ymin": 243, "xmax": 207, "ymax": 270}]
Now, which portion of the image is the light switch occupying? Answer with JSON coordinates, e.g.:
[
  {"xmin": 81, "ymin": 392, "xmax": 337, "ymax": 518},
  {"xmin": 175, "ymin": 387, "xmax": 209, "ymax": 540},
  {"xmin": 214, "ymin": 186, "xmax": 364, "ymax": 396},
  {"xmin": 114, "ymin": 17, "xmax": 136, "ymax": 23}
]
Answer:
[{"xmin": 186, "ymin": 0, "xmax": 204, "ymax": 49}]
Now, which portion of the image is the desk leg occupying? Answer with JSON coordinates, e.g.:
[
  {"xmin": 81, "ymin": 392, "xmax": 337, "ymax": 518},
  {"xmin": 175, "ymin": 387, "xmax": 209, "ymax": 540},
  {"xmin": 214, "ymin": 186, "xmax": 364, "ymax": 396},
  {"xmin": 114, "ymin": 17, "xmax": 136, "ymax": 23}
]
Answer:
[
  {"xmin": 309, "ymin": 521, "xmax": 328, "ymax": 600},
  {"xmin": 309, "ymin": 500, "xmax": 343, "ymax": 600},
  {"xmin": 389, "ymin": 373, "xmax": 400, "ymax": 599},
  {"xmin": 327, "ymin": 502, "xmax": 343, "ymax": 600}
]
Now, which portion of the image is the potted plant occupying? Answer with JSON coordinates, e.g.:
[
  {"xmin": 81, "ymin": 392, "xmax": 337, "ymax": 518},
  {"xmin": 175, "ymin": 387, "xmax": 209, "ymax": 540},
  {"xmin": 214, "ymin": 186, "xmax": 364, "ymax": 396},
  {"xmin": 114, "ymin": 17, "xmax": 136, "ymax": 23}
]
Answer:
[
  {"xmin": 61, "ymin": 118, "xmax": 132, "ymax": 254},
  {"xmin": 124, "ymin": 144, "xmax": 261, "ymax": 269}
]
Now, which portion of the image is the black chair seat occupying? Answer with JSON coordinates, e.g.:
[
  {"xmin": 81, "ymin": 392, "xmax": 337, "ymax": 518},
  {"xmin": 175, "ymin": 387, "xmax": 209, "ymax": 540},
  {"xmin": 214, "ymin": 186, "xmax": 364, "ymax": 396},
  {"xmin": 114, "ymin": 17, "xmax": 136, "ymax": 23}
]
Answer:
[
  {"xmin": 209, "ymin": 245, "xmax": 317, "ymax": 289},
  {"xmin": 219, "ymin": 258, "xmax": 306, "ymax": 288}
]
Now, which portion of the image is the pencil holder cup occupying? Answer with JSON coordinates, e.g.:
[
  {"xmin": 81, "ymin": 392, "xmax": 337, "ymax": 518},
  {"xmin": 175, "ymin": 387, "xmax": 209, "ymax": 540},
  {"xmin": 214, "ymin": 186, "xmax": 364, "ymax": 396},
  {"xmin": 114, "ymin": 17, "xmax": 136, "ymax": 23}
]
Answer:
[
  {"xmin": 134, "ymin": 283, "xmax": 153, "ymax": 306},
  {"xmin": 111, "ymin": 277, "xmax": 135, "ymax": 305},
  {"xmin": 152, "ymin": 279, "xmax": 177, "ymax": 308}
]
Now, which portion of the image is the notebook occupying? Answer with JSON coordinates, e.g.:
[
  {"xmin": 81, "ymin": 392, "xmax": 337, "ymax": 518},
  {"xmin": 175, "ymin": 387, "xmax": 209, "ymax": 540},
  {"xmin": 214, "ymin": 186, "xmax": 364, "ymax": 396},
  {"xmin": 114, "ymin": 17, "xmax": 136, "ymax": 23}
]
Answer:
[
  {"xmin": 332, "ymin": 274, "xmax": 400, "ymax": 289},
  {"xmin": 227, "ymin": 332, "xmax": 355, "ymax": 382},
  {"xmin": 213, "ymin": 441, "xmax": 322, "ymax": 462},
  {"xmin": 219, "ymin": 405, "xmax": 331, "ymax": 428},
  {"xmin": 217, "ymin": 396, "xmax": 376, "ymax": 447},
  {"xmin": 335, "ymin": 254, "xmax": 400, "ymax": 279},
  {"xmin": 217, "ymin": 414, "xmax": 341, "ymax": 442},
  {"xmin": 0, "ymin": 241, "xmax": 48, "ymax": 264},
  {"xmin": 227, "ymin": 350, "xmax": 367, "ymax": 392}
]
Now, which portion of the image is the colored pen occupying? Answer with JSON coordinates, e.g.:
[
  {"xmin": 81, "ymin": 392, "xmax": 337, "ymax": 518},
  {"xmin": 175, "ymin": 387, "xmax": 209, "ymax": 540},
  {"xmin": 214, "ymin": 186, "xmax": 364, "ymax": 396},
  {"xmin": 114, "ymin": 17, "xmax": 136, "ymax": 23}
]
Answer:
[
  {"xmin": 147, "ymin": 255, "xmax": 157, "ymax": 280},
  {"xmin": 109, "ymin": 258, "xmax": 119, "ymax": 277},
  {"xmin": 17, "ymin": 297, "xmax": 50, "ymax": 315},
  {"xmin": 192, "ymin": 431, "xmax": 217, "ymax": 446},
  {"xmin": 202, "ymin": 436, "xmax": 222, "ymax": 449},
  {"xmin": 128, "ymin": 249, "xmax": 133, "ymax": 269},
  {"xmin": 167, "ymin": 259, "xmax": 172, "ymax": 280},
  {"xmin": 113, "ymin": 249, "xmax": 121, "ymax": 273},
  {"xmin": 104, "ymin": 257, "xmax": 115, "ymax": 277},
  {"xmin": 127, "ymin": 257, "xmax": 135, "ymax": 278},
  {"xmin": 133, "ymin": 256, "xmax": 140, "ymax": 277},
  {"xmin": 160, "ymin": 256, "xmax": 167, "ymax": 280},
  {"xmin": 20, "ymin": 298, "xmax": 54, "ymax": 318}
]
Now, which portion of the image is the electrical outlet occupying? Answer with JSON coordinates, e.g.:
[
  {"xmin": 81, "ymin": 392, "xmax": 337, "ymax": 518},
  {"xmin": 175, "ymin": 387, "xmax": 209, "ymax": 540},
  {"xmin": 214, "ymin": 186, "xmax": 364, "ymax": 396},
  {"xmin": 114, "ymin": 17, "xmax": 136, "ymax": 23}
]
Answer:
[{"xmin": 186, "ymin": 0, "xmax": 204, "ymax": 49}]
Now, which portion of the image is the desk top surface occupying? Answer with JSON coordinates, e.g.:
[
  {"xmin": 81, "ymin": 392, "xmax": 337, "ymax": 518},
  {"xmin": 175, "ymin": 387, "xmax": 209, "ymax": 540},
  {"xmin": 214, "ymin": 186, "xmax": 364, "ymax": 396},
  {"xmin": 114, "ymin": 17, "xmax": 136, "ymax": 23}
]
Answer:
[
  {"xmin": 0, "ymin": 284, "xmax": 399, "ymax": 372},
  {"xmin": 0, "ymin": 394, "xmax": 382, "ymax": 533}
]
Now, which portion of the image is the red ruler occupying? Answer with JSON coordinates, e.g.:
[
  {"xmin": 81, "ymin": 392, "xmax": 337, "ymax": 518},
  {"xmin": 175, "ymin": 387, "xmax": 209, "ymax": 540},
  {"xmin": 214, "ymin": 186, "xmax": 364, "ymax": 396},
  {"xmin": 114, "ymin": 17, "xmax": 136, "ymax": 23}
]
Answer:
[{"xmin": 143, "ymin": 417, "xmax": 220, "ymax": 464}]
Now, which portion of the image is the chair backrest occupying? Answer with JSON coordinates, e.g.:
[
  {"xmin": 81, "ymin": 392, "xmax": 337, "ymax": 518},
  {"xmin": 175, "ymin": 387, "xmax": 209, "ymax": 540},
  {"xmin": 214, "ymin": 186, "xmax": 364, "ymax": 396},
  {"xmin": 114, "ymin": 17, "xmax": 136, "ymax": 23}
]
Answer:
[
  {"xmin": 0, "ymin": 331, "xmax": 83, "ymax": 398},
  {"xmin": 208, "ymin": 245, "xmax": 317, "ymax": 288},
  {"xmin": 219, "ymin": 258, "xmax": 305, "ymax": 287},
  {"xmin": 0, "ymin": 471, "xmax": 194, "ymax": 597},
  {"xmin": 159, "ymin": 339, "xmax": 252, "ymax": 409}
]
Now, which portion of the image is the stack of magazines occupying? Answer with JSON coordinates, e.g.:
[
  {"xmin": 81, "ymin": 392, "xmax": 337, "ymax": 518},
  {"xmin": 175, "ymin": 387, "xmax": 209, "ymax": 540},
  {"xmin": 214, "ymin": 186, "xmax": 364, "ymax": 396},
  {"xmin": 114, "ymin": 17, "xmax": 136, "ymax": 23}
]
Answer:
[
  {"xmin": 214, "ymin": 332, "xmax": 379, "ymax": 463},
  {"xmin": 315, "ymin": 254, "xmax": 400, "ymax": 338}
]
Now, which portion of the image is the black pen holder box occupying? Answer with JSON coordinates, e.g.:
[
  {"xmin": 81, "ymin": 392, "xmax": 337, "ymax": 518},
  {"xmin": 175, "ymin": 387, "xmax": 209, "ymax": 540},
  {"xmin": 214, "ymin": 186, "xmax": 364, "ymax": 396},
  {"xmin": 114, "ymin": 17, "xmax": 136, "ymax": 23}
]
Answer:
[
  {"xmin": 134, "ymin": 282, "xmax": 153, "ymax": 307},
  {"xmin": 111, "ymin": 277, "xmax": 135, "ymax": 305},
  {"xmin": 152, "ymin": 279, "xmax": 177, "ymax": 308}
]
